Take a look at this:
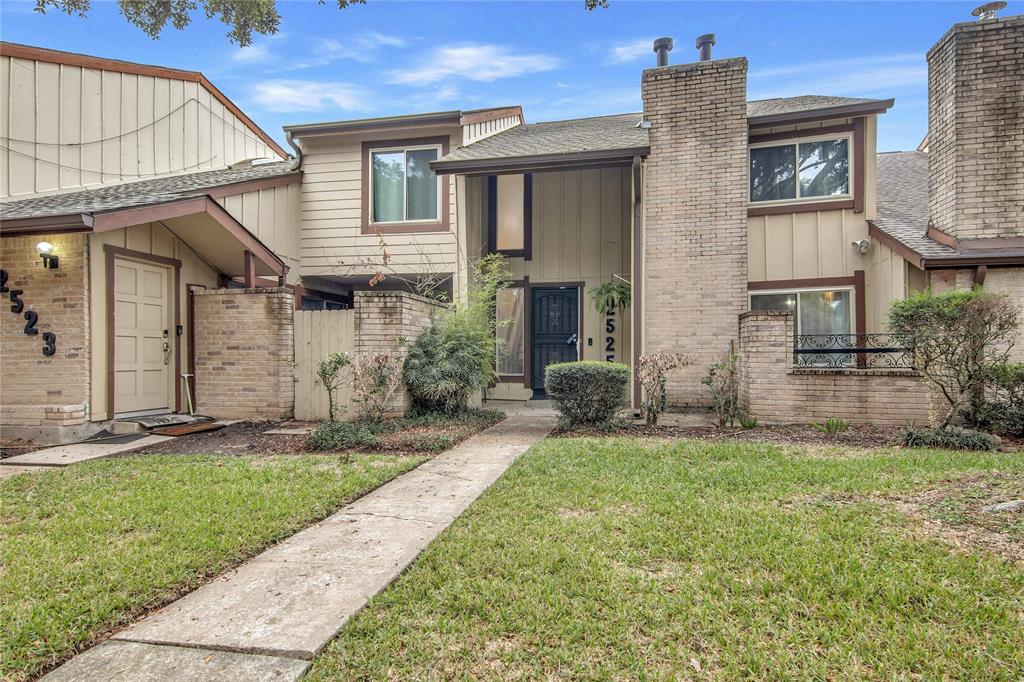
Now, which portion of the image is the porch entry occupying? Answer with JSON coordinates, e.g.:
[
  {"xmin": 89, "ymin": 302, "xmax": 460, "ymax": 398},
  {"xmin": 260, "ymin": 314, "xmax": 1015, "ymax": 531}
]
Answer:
[
  {"xmin": 530, "ymin": 286, "xmax": 580, "ymax": 391},
  {"xmin": 113, "ymin": 257, "xmax": 174, "ymax": 414}
]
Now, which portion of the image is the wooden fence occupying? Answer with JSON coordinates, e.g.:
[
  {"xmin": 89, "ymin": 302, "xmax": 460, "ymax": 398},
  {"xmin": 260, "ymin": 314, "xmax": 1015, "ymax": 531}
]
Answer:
[{"xmin": 293, "ymin": 310, "xmax": 355, "ymax": 421}]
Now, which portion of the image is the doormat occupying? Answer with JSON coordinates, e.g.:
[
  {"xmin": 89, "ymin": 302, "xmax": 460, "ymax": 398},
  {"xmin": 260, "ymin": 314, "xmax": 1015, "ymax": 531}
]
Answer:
[
  {"xmin": 122, "ymin": 414, "xmax": 198, "ymax": 429},
  {"xmin": 152, "ymin": 422, "xmax": 226, "ymax": 437},
  {"xmin": 82, "ymin": 430, "xmax": 151, "ymax": 445}
]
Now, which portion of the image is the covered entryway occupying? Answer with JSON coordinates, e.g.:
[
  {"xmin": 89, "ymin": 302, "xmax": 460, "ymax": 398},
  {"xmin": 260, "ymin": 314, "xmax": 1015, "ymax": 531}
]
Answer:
[
  {"xmin": 530, "ymin": 286, "xmax": 580, "ymax": 391},
  {"xmin": 113, "ymin": 256, "xmax": 174, "ymax": 414}
]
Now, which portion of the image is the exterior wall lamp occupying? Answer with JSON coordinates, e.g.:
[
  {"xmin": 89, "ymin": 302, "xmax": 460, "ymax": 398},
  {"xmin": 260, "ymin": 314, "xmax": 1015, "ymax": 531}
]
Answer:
[{"xmin": 36, "ymin": 241, "xmax": 58, "ymax": 269}]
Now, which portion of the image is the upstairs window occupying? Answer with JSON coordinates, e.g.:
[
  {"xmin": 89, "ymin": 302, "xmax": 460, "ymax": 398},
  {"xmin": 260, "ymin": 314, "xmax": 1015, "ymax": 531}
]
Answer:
[
  {"xmin": 370, "ymin": 145, "xmax": 441, "ymax": 223},
  {"xmin": 488, "ymin": 174, "xmax": 533, "ymax": 259},
  {"xmin": 750, "ymin": 138, "xmax": 850, "ymax": 203}
]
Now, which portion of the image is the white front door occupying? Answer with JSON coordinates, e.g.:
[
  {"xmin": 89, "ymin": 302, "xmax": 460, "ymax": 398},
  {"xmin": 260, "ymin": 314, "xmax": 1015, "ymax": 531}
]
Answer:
[{"xmin": 114, "ymin": 258, "xmax": 172, "ymax": 413}]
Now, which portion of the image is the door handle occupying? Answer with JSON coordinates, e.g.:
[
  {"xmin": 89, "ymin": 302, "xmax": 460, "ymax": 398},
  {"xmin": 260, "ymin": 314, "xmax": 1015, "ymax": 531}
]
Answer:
[
  {"xmin": 162, "ymin": 329, "xmax": 171, "ymax": 365},
  {"xmin": 566, "ymin": 333, "xmax": 578, "ymax": 345}
]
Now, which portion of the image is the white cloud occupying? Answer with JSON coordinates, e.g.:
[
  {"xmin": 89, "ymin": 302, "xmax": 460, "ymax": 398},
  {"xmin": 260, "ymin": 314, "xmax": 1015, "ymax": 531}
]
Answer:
[
  {"xmin": 250, "ymin": 80, "xmax": 366, "ymax": 113},
  {"xmin": 387, "ymin": 44, "xmax": 560, "ymax": 85},
  {"xmin": 749, "ymin": 53, "xmax": 926, "ymax": 99},
  {"xmin": 289, "ymin": 32, "xmax": 409, "ymax": 69},
  {"xmin": 606, "ymin": 38, "xmax": 654, "ymax": 65},
  {"xmin": 231, "ymin": 43, "xmax": 272, "ymax": 64}
]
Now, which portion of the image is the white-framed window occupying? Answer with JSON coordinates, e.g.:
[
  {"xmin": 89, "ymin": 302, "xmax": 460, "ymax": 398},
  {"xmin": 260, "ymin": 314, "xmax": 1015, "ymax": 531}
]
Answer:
[
  {"xmin": 495, "ymin": 286, "xmax": 525, "ymax": 376},
  {"xmin": 749, "ymin": 287, "xmax": 853, "ymax": 337},
  {"xmin": 369, "ymin": 144, "xmax": 442, "ymax": 223},
  {"xmin": 749, "ymin": 135, "xmax": 851, "ymax": 204}
]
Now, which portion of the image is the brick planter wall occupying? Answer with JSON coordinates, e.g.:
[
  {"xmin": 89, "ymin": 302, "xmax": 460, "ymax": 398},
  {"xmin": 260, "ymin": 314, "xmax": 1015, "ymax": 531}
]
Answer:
[
  {"xmin": 0, "ymin": 233, "xmax": 92, "ymax": 440},
  {"xmin": 738, "ymin": 311, "xmax": 933, "ymax": 426},
  {"xmin": 192, "ymin": 287, "xmax": 294, "ymax": 420},
  {"xmin": 353, "ymin": 290, "xmax": 446, "ymax": 416}
]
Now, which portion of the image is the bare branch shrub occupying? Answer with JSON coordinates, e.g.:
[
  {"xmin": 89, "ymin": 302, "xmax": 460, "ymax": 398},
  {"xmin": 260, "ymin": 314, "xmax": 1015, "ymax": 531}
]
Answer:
[
  {"xmin": 637, "ymin": 352, "xmax": 693, "ymax": 425},
  {"xmin": 702, "ymin": 353, "xmax": 741, "ymax": 427},
  {"xmin": 350, "ymin": 352, "xmax": 404, "ymax": 423}
]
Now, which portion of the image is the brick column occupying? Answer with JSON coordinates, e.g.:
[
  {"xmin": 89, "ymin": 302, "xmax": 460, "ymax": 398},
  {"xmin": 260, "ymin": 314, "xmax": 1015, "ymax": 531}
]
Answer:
[
  {"xmin": 353, "ymin": 291, "xmax": 445, "ymax": 415},
  {"xmin": 192, "ymin": 288, "xmax": 294, "ymax": 419},
  {"xmin": 641, "ymin": 57, "xmax": 749, "ymax": 407},
  {"xmin": 926, "ymin": 16, "xmax": 1024, "ymax": 240}
]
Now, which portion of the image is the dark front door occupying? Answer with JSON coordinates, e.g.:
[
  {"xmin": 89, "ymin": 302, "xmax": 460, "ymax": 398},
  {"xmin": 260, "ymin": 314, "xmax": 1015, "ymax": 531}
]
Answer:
[{"xmin": 531, "ymin": 286, "xmax": 579, "ymax": 391}]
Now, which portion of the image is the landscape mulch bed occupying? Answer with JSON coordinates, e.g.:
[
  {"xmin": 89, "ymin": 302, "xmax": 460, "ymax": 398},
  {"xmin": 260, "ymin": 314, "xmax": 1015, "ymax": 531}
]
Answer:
[{"xmin": 556, "ymin": 421, "xmax": 1024, "ymax": 451}]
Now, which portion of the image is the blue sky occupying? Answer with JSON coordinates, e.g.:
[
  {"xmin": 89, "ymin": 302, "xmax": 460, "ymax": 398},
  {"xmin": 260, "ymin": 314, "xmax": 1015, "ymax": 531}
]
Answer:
[{"xmin": 0, "ymin": 1, "xmax": 997, "ymax": 151}]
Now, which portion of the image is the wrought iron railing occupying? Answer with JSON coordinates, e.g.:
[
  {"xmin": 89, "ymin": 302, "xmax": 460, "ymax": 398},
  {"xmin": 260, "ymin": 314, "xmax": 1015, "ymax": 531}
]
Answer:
[{"xmin": 793, "ymin": 333, "xmax": 915, "ymax": 369}]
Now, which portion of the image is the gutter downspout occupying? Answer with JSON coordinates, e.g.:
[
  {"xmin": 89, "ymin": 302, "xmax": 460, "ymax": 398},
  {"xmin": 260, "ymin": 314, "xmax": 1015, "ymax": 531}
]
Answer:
[{"xmin": 286, "ymin": 131, "xmax": 303, "ymax": 171}]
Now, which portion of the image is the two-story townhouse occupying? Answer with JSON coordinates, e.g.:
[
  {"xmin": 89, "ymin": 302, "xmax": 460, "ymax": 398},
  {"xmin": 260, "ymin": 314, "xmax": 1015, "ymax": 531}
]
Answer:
[{"xmin": 287, "ymin": 9, "xmax": 1021, "ymax": 415}]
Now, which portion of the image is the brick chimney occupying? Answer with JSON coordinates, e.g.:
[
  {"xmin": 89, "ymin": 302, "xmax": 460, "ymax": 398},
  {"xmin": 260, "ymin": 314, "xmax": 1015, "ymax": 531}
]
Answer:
[
  {"xmin": 641, "ymin": 54, "xmax": 748, "ymax": 406},
  {"xmin": 926, "ymin": 13, "xmax": 1024, "ymax": 240}
]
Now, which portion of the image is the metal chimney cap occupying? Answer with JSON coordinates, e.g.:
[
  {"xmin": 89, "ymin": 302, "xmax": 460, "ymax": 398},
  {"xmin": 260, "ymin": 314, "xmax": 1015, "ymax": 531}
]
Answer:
[
  {"xmin": 695, "ymin": 33, "xmax": 716, "ymax": 48},
  {"xmin": 653, "ymin": 37, "xmax": 674, "ymax": 52},
  {"xmin": 972, "ymin": 1, "xmax": 1006, "ymax": 19}
]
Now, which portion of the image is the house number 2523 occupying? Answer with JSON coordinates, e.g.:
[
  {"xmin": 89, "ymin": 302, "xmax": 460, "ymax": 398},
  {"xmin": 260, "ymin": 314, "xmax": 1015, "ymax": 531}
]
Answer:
[
  {"xmin": 605, "ymin": 308, "xmax": 616, "ymax": 362},
  {"xmin": 0, "ymin": 268, "xmax": 58, "ymax": 357}
]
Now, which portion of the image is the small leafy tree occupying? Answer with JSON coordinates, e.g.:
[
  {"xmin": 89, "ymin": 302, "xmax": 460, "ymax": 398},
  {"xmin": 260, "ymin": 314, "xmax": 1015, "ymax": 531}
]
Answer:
[
  {"xmin": 702, "ymin": 353, "xmax": 741, "ymax": 427},
  {"xmin": 317, "ymin": 352, "xmax": 351, "ymax": 422},
  {"xmin": 403, "ymin": 254, "xmax": 510, "ymax": 414},
  {"xmin": 637, "ymin": 352, "xmax": 692, "ymax": 425},
  {"xmin": 889, "ymin": 288, "xmax": 1019, "ymax": 428},
  {"xmin": 351, "ymin": 352, "xmax": 403, "ymax": 423}
]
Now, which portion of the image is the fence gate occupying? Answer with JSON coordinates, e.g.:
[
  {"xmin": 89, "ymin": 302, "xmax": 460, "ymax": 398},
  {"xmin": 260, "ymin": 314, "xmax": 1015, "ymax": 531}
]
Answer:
[{"xmin": 294, "ymin": 310, "xmax": 355, "ymax": 421}]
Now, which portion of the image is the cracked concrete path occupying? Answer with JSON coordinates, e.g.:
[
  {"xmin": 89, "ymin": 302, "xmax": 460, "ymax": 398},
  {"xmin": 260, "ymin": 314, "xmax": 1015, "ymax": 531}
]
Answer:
[{"xmin": 43, "ymin": 414, "xmax": 552, "ymax": 681}]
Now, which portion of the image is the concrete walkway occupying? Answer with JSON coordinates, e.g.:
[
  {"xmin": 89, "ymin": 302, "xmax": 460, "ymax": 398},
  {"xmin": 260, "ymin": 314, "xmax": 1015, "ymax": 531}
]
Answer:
[
  {"xmin": 0, "ymin": 435, "xmax": 173, "ymax": 469},
  {"xmin": 44, "ymin": 414, "xmax": 552, "ymax": 681}
]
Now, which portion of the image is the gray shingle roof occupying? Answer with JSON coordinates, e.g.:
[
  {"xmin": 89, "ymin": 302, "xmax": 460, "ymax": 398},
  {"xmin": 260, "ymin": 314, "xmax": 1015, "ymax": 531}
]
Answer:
[
  {"xmin": 872, "ymin": 151, "xmax": 955, "ymax": 259},
  {"xmin": 0, "ymin": 161, "xmax": 296, "ymax": 220},
  {"xmin": 437, "ymin": 96, "xmax": 893, "ymax": 167},
  {"xmin": 436, "ymin": 113, "xmax": 649, "ymax": 164},
  {"xmin": 746, "ymin": 95, "xmax": 887, "ymax": 119}
]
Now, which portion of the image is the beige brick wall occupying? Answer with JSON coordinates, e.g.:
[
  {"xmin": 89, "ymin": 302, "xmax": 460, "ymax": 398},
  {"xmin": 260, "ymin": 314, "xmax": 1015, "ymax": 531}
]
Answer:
[
  {"xmin": 738, "ymin": 311, "xmax": 934, "ymax": 426},
  {"xmin": 353, "ymin": 290, "xmax": 445, "ymax": 415},
  {"xmin": 641, "ymin": 57, "xmax": 749, "ymax": 407},
  {"xmin": 193, "ymin": 288, "xmax": 294, "ymax": 420},
  {"xmin": 929, "ymin": 266, "xmax": 1024, "ymax": 363},
  {"xmin": 0, "ymin": 234, "xmax": 91, "ymax": 437},
  {"xmin": 927, "ymin": 16, "xmax": 1024, "ymax": 240}
]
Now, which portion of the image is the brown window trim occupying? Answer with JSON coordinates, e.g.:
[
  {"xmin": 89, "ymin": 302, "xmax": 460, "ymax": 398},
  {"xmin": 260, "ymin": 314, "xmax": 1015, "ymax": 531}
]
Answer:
[
  {"xmin": 748, "ymin": 199, "xmax": 855, "ymax": 216},
  {"xmin": 747, "ymin": 119, "xmax": 864, "ymax": 217},
  {"xmin": 104, "ymin": 244, "xmax": 182, "ymax": 418},
  {"xmin": 486, "ymin": 173, "xmax": 533, "ymax": 260},
  {"xmin": 747, "ymin": 271, "xmax": 866, "ymax": 336},
  {"xmin": 497, "ymin": 277, "xmax": 531, "ymax": 386},
  {"xmin": 360, "ymin": 136, "xmax": 451, "ymax": 235}
]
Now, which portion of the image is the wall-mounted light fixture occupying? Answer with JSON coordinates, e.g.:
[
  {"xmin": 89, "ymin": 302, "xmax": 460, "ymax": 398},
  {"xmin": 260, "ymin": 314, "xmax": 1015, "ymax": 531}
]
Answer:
[
  {"xmin": 851, "ymin": 238, "xmax": 871, "ymax": 255},
  {"xmin": 36, "ymin": 241, "xmax": 58, "ymax": 269}
]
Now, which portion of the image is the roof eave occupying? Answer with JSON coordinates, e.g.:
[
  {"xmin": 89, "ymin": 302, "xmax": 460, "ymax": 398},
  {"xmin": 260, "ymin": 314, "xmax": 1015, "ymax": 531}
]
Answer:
[
  {"xmin": 748, "ymin": 99, "xmax": 895, "ymax": 128},
  {"xmin": 922, "ymin": 251, "xmax": 1024, "ymax": 268},
  {"xmin": 431, "ymin": 146, "xmax": 651, "ymax": 176},
  {"xmin": 0, "ymin": 212, "xmax": 94, "ymax": 236},
  {"xmin": 284, "ymin": 111, "xmax": 463, "ymax": 137}
]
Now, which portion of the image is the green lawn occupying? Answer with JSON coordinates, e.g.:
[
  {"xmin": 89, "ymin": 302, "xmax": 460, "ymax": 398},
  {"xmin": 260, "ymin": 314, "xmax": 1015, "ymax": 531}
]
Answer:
[
  {"xmin": 308, "ymin": 438, "xmax": 1024, "ymax": 680},
  {"xmin": 0, "ymin": 453, "xmax": 424, "ymax": 681}
]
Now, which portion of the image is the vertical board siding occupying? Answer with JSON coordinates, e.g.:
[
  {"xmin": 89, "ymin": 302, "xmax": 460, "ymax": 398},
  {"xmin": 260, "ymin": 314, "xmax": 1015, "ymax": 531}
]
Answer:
[
  {"xmin": 462, "ymin": 115, "xmax": 522, "ymax": 145},
  {"xmin": 0, "ymin": 55, "xmax": 278, "ymax": 198},
  {"xmin": 298, "ymin": 131, "xmax": 459, "ymax": 278},
  {"xmin": 215, "ymin": 183, "xmax": 302, "ymax": 282},
  {"xmin": 294, "ymin": 310, "xmax": 356, "ymax": 421}
]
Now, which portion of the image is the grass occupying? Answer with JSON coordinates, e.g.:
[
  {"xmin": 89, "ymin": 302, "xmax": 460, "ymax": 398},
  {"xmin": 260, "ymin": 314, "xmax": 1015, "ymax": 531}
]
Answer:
[
  {"xmin": 0, "ymin": 453, "xmax": 424, "ymax": 681},
  {"xmin": 307, "ymin": 438, "xmax": 1024, "ymax": 680},
  {"xmin": 306, "ymin": 409, "xmax": 505, "ymax": 454}
]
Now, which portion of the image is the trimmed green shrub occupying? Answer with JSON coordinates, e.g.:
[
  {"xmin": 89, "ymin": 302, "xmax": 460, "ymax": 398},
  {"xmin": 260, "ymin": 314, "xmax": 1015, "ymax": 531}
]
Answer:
[
  {"xmin": 306, "ymin": 421, "xmax": 385, "ymax": 452},
  {"xmin": 545, "ymin": 361, "xmax": 630, "ymax": 426},
  {"xmin": 979, "ymin": 362, "xmax": 1024, "ymax": 437},
  {"xmin": 901, "ymin": 426, "xmax": 1000, "ymax": 452}
]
